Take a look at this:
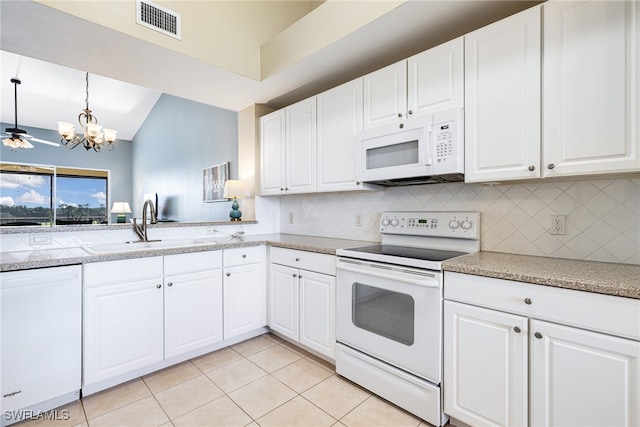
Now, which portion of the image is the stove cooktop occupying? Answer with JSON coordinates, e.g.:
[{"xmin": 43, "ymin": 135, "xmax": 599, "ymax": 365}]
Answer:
[{"xmin": 343, "ymin": 245, "xmax": 467, "ymax": 262}]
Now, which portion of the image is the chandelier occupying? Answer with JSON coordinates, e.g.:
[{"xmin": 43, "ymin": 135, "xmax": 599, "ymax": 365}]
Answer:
[{"xmin": 57, "ymin": 72, "xmax": 117, "ymax": 152}]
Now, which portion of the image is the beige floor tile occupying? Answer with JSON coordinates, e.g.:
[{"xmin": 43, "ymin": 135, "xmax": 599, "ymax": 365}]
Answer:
[
  {"xmin": 272, "ymin": 358, "xmax": 334, "ymax": 393},
  {"xmin": 257, "ymin": 396, "xmax": 336, "ymax": 427},
  {"xmin": 191, "ymin": 347, "xmax": 243, "ymax": 373},
  {"xmin": 340, "ymin": 396, "xmax": 422, "ymax": 427},
  {"xmin": 158, "ymin": 423, "xmax": 174, "ymax": 427},
  {"xmin": 87, "ymin": 396, "xmax": 169, "ymax": 427},
  {"xmin": 302, "ymin": 376, "xmax": 370, "ymax": 419},
  {"xmin": 154, "ymin": 375, "xmax": 224, "ymax": 420},
  {"xmin": 278, "ymin": 340, "xmax": 311, "ymax": 357},
  {"xmin": 263, "ymin": 333, "xmax": 285, "ymax": 344},
  {"xmin": 14, "ymin": 400, "xmax": 86, "ymax": 427},
  {"xmin": 332, "ymin": 423, "xmax": 347, "ymax": 427},
  {"xmin": 205, "ymin": 358, "xmax": 267, "ymax": 393},
  {"xmin": 82, "ymin": 378, "xmax": 151, "ymax": 420},
  {"xmin": 230, "ymin": 335, "xmax": 277, "ymax": 357},
  {"xmin": 227, "ymin": 375, "xmax": 296, "ymax": 419},
  {"xmin": 143, "ymin": 361, "xmax": 201, "ymax": 393},
  {"xmin": 172, "ymin": 395, "xmax": 252, "ymax": 427},
  {"xmin": 305, "ymin": 353, "xmax": 336, "ymax": 372},
  {"xmin": 247, "ymin": 344, "xmax": 302, "ymax": 373}
]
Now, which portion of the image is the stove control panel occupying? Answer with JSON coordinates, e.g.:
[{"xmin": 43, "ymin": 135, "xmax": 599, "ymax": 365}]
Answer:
[{"xmin": 380, "ymin": 211, "xmax": 480, "ymax": 239}]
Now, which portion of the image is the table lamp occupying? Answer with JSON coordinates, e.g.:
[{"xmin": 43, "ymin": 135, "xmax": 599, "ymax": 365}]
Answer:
[
  {"xmin": 111, "ymin": 201, "xmax": 132, "ymax": 223},
  {"xmin": 223, "ymin": 180, "xmax": 246, "ymax": 221}
]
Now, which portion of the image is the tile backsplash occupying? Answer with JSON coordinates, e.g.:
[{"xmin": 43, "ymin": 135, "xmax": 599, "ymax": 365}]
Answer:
[{"xmin": 280, "ymin": 177, "xmax": 640, "ymax": 265}]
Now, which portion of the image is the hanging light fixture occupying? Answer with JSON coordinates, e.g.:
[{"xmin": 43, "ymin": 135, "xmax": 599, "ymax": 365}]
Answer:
[{"xmin": 57, "ymin": 72, "xmax": 117, "ymax": 152}]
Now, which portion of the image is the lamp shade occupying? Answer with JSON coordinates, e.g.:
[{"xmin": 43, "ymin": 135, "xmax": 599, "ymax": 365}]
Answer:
[
  {"xmin": 223, "ymin": 180, "xmax": 246, "ymax": 199},
  {"xmin": 110, "ymin": 202, "xmax": 132, "ymax": 214}
]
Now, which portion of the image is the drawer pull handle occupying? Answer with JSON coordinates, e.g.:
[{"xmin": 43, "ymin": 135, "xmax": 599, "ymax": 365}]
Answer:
[
  {"xmin": 226, "ymin": 272, "xmax": 231, "ymax": 277},
  {"xmin": 156, "ymin": 284, "xmax": 162, "ymax": 289},
  {"xmin": 524, "ymin": 297, "xmax": 532, "ymax": 305},
  {"xmin": 167, "ymin": 282, "xmax": 173, "ymax": 287},
  {"xmin": 242, "ymin": 254, "xmax": 247, "ymax": 258},
  {"xmin": 534, "ymin": 332, "xmax": 543, "ymax": 339},
  {"xmin": 514, "ymin": 326, "xmax": 521, "ymax": 333}
]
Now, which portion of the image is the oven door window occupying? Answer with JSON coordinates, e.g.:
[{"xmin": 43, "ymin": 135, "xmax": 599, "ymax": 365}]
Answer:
[{"xmin": 352, "ymin": 282, "xmax": 415, "ymax": 346}]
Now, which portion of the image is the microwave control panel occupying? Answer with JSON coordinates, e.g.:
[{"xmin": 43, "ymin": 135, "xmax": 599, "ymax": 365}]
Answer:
[{"xmin": 434, "ymin": 121, "xmax": 454, "ymax": 163}]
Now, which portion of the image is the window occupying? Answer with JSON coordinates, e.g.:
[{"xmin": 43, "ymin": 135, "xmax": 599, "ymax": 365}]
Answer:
[{"xmin": 0, "ymin": 163, "xmax": 109, "ymax": 226}]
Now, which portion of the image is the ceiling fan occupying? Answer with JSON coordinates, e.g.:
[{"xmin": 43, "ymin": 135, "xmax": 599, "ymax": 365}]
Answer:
[{"xmin": 2, "ymin": 77, "xmax": 60, "ymax": 150}]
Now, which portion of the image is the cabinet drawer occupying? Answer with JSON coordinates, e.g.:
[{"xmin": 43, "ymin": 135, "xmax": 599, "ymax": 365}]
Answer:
[
  {"xmin": 224, "ymin": 246, "xmax": 265, "ymax": 267},
  {"xmin": 445, "ymin": 272, "xmax": 640, "ymax": 341},
  {"xmin": 165, "ymin": 250, "xmax": 222, "ymax": 276},
  {"xmin": 85, "ymin": 256, "xmax": 163, "ymax": 287},
  {"xmin": 270, "ymin": 247, "xmax": 336, "ymax": 276}
]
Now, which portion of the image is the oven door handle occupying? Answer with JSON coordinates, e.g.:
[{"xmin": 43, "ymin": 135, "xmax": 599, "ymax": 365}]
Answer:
[{"xmin": 337, "ymin": 261, "xmax": 439, "ymax": 287}]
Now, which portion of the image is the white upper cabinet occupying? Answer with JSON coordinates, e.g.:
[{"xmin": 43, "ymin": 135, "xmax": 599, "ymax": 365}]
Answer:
[
  {"xmin": 317, "ymin": 78, "xmax": 365, "ymax": 192},
  {"xmin": 408, "ymin": 37, "xmax": 464, "ymax": 117},
  {"xmin": 363, "ymin": 61, "xmax": 407, "ymax": 129},
  {"xmin": 543, "ymin": 0, "xmax": 640, "ymax": 177},
  {"xmin": 260, "ymin": 109, "xmax": 286, "ymax": 195},
  {"xmin": 260, "ymin": 98, "xmax": 316, "ymax": 195},
  {"xmin": 464, "ymin": 5, "xmax": 542, "ymax": 183},
  {"xmin": 363, "ymin": 37, "xmax": 464, "ymax": 130}
]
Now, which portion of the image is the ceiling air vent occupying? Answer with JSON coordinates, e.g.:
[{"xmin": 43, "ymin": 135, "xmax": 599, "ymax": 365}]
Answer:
[{"xmin": 136, "ymin": 0, "xmax": 181, "ymax": 40}]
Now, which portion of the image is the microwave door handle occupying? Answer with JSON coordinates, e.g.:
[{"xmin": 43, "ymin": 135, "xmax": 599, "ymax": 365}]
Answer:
[{"xmin": 421, "ymin": 124, "xmax": 433, "ymax": 166}]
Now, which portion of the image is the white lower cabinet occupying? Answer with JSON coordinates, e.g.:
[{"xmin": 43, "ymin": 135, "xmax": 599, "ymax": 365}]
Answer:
[
  {"xmin": 268, "ymin": 247, "xmax": 336, "ymax": 359},
  {"xmin": 84, "ymin": 251, "xmax": 223, "ymax": 388},
  {"xmin": 223, "ymin": 246, "xmax": 267, "ymax": 340},
  {"xmin": 444, "ymin": 272, "xmax": 640, "ymax": 427}
]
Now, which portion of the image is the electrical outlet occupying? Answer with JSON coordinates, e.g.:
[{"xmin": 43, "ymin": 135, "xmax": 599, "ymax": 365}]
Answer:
[
  {"xmin": 549, "ymin": 215, "xmax": 566, "ymax": 235},
  {"xmin": 288, "ymin": 212, "xmax": 294, "ymax": 224},
  {"xmin": 355, "ymin": 213, "xmax": 363, "ymax": 227}
]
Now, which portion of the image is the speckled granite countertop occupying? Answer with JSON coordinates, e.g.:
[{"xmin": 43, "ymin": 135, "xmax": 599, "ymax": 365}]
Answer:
[
  {"xmin": 0, "ymin": 234, "xmax": 375, "ymax": 272},
  {"xmin": 443, "ymin": 251, "xmax": 640, "ymax": 300}
]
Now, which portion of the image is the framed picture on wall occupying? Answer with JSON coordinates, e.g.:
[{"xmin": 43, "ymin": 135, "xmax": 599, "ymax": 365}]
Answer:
[{"xmin": 203, "ymin": 162, "xmax": 229, "ymax": 202}]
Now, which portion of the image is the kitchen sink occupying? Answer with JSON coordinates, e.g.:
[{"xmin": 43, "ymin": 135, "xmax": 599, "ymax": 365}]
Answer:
[{"xmin": 82, "ymin": 237, "xmax": 219, "ymax": 254}]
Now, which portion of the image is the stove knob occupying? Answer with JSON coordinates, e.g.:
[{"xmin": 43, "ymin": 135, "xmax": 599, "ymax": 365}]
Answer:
[
  {"xmin": 448, "ymin": 219, "xmax": 460, "ymax": 230},
  {"xmin": 390, "ymin": 218, "xmax": 399, "ymax": 227},
  {"xmin": 461, "ymin": 220, "xmax": 472, "ymax": 230},
  {"xmin": 381, "ymin": 218, "xmax": 390, "ymax": 227}
]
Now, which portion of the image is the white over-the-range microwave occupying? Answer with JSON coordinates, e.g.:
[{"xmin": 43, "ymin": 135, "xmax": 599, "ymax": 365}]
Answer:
[{"xmin": 358, "ymin": 107, "xmax": 464, "ymax": 186}]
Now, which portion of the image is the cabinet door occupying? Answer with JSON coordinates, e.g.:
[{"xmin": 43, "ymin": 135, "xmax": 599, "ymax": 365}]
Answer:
[
  {"xmin": 299, "ymin": 270, "xmax": 336, "ymax": 359},
  {"xmin": 363, "ymin": 61, "xmax": 407, "ymax": 129},
  {"xmin": 317, "ymin": 79, "xmax": 364, "ymax": 192},
  {"xmin": 543, "ymin": 0, "xmax": 640, "ymax": 177},
  {"xmin": 223, "ymin": 262, "xmax": 267, "ymax": 340},
  {"xmin": 530, "ymin": 319, "xmax": 640, "ymax": 427},
  {"xmin": 260, "ymin": 109, "xmax": 286, "ymax": 195},
  {"xmin": 444, "ymin": 301, "xmax": 528, "ymax": 427},
  {"xmin": 164, "ymin": 269, "xmax": 223, "ymax": 359},
  {"xmin": 407, "ymin": 36, "xmax": 464, "ymax": 117},
  {"xmin": 464, "ymin": 6, "xmax": 542, "ymax": 183},
  {"xmin": 84, "ymin": 278, "xmax": 164, "ymax": 386},
  {"xmin": 286, "ymin": 97, "xmax": 317, "ymax": 194},
  {"xmin": 268, "ymin": 263, "xmax": 299, "ymax": 341}
]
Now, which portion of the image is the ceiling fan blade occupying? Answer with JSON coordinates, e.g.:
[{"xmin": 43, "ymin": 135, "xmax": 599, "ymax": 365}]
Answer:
[{"xmin": 29, "ymin": 137, "xmax": 61, "ymax": 147}]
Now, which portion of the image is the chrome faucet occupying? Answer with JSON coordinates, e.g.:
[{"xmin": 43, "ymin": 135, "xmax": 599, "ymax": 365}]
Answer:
[{"xmin": 133, "ymin": 199, "xmax": 158, "ymax": 242}]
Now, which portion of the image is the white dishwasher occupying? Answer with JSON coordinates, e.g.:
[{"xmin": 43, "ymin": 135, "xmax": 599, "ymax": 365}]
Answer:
[{"xmin": 1, "ymin": 265, "xmax": 81, "ymax": 426}]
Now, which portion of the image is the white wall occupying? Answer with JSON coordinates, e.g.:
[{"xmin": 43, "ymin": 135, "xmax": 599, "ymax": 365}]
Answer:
[{"xmin": 279, "ymin": 177, "xmax": 640, "ymax": 265}]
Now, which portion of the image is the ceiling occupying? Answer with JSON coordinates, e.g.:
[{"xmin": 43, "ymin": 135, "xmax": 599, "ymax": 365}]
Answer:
[{"xmin": 1, "ymin": 0, "xmax": 540, "ymax": 141}]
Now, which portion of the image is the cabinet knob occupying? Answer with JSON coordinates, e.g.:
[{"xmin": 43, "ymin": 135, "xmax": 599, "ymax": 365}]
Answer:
[
  {"xmin": 226, "ymin": 272, "xmax": 231, "ymax": 277},
  {"xmin": 399, "ymin": 123, "xmax": 404, "ymax": 129},
  {"xmin": 167, "ymin": 282, "xmax": 173, "ymax": 287},
  {"xmin": 408, "ymin": 110, "xmax": 413, "ymax": 115},
  {"xmin": 242, "ymin": 254, "xmax": 247, "ymax": 258},
  {"xmin": 547, "ymin": 163, "xmax": 555, "ymax": 170},
  {"xmin": 280, "ymin": 188, "xmax": 284, "ymax": 191},
  {"xmin": 524, "ymin": 297, "xmax": 532, "ymax": 305},
  {"xmin": 156, "ymin": 284, "xmax": 162, "ymax": 289},
  {"xmin": 298, "ymin": 275, "xmax": 302, "ymax": 279},
  {"xmin": 295, "ymin": 257, "xmax": 300, "ymax": 262},
  {"xmin": 293, "ymin": 274, "xmax": 297, "ymax": 278},
  {"xmin": 397, "ymin": 112, "xmax": 403, "ymax": 118},
  {"xmin": 356, "ymin": 181, "xmax": 361, "ymax": 185},
  {"xmin": 528, "ymin": 165, "xmax": 535, "ymax": 171},
  {"xmin": 514, "ymin": 326, "xmax": 521, "ymax": 333},
  {"xmin": 534, "ymin": 332, "xmax": 543, "ymax": 339}
]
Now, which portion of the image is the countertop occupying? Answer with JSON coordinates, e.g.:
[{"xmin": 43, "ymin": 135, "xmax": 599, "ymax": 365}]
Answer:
[
  {"xmin": 0, "ymin": 233, "xmax": 374, "ymax": 272},
  {"xmin": 443, "ymin": 251, "xmax": 640, "ymax": 300}
]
